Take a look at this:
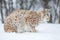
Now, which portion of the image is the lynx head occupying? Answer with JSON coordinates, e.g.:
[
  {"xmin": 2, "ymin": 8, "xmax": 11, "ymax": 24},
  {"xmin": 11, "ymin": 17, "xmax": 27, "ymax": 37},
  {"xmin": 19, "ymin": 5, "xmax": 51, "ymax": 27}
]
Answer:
[{"xmin": 37, "ymin": 9, "xmax": 50, "ymax": 23}]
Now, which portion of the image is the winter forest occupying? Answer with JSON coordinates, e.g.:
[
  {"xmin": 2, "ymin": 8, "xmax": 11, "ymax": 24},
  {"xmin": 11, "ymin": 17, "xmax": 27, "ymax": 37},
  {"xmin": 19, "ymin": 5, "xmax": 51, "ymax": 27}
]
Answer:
[
  {"xmin": 0, "ymin": 0, "xmax": 60, "ymax": 23},
  {"xmin": 0, "ymin": 0, "xmax": 60, "ymax": 40}
]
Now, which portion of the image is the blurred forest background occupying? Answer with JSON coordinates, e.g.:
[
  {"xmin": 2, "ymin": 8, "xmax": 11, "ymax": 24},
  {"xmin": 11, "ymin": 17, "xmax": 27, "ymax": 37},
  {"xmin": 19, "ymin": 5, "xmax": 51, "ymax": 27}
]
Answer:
[{"xmin": 0, "ymin": 0, "xmax": 60, "ymax": 23}]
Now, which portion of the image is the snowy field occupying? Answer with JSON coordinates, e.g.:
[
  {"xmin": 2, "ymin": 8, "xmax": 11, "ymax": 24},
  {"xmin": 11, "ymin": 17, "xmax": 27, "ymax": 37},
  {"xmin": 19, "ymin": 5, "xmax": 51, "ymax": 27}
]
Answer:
[{"xmin": 0, "ymin": 21, "xmax": 60, "ymax": 40}]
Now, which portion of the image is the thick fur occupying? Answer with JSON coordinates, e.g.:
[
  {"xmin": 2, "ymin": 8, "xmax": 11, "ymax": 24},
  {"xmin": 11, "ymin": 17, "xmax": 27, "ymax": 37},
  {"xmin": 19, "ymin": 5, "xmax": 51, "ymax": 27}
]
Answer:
[{"xmin": 4, "ymin": 9, "xmax": 50, "ymax": 33}]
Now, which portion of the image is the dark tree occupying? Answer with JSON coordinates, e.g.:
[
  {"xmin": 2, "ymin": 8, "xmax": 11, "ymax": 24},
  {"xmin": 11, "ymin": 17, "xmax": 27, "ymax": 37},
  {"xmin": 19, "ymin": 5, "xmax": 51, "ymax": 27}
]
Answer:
[
  {"xmin": 28, "ymin": 0, "xmax": 35, "ymax": 10},
  {"xmin": 4, "ymin": 0, "xmax": 8, "ymax": 17},
  {"xmin": 58, "ymin": 0, "xmax": 60, "ymax": 23},
  {"xmin": 0, "ymin": 0, "xmax": 4, "ymax": 23},
  {"xmin": 53, "ymin": 0, "xmax": 59, "ymax": 23},
  {"xmin": 20, "ymin": 0, "xmax": 24, "ymax": 9},
  {"xmin": 43, "ymin": 0, "xmax": 51, "ymax": 8}
]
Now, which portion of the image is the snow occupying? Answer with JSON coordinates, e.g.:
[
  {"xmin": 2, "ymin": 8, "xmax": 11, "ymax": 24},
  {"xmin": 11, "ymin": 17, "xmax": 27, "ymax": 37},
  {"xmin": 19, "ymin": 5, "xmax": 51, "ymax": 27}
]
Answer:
[{"xmin": 0, "ymin": 21, "xmax": 60, "ymax": 40}]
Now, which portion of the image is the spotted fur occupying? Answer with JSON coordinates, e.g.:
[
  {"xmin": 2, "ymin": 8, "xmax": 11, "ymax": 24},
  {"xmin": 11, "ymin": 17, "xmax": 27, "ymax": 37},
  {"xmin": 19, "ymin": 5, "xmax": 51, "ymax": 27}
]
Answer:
[{"xmin": 4, "ymin": 9, "xmax": 50, "ymax": 33}]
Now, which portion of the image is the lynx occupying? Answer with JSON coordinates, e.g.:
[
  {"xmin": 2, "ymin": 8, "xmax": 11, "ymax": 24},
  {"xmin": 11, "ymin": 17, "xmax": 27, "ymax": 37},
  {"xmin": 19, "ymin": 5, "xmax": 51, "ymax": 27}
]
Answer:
[{"xmin": 4, "ymin": 9, "xmax": 50, "ymax": 33}]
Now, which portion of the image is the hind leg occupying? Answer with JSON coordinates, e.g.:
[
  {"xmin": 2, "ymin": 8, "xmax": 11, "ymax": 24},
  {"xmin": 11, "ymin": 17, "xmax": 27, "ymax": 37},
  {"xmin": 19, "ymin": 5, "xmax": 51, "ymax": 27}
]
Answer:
[{"xmin": 4, "ymin": 24, "xmax": 17, "ymax": 32}]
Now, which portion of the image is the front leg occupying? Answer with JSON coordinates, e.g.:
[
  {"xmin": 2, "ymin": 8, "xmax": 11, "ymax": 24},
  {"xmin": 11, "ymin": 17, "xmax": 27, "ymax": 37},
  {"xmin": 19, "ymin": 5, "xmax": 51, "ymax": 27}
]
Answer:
[
  {"xmin": 16, "ymin": 26, "xmax": 24, "ymax": 33},
  {"xmin": 17, "ymin": 28, "xmax": 24, "ymax": 33},
  {"xmin": 29, "ymin": 26, "xmax": 36, "ymax": 32}
]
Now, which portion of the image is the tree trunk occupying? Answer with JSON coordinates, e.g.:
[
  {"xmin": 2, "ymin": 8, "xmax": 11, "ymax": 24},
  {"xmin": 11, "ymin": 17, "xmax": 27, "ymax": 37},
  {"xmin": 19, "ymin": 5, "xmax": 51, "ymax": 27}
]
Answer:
[
  {"xmin": 4, "ymin": 0, "xmax": 8, "ymax": 17},
  {"xmin": 0, "ymin": 1, "xmax": 4, "ymax": 23},
  {"xmin": 59, "ymin": 0, "xmax": 60, "ymax": 23}
]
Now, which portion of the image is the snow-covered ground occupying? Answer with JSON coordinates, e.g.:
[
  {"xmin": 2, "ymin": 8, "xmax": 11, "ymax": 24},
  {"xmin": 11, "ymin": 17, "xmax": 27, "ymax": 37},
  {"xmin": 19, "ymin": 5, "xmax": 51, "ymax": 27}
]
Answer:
[{"xmin": 0, "ymin": 21, "xmax": 60, "ymax": 40}]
